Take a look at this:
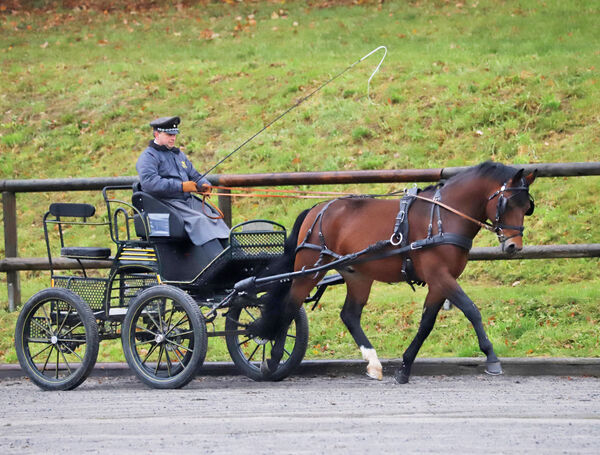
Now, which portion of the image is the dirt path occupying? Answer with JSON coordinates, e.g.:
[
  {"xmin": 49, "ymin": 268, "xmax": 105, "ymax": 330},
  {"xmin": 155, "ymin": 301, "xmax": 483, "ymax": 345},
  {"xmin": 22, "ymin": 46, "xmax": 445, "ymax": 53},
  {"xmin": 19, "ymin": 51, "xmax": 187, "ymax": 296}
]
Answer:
[{"xmin": 1, "ymin": 374, "xmax": 599, "ymax": 454}]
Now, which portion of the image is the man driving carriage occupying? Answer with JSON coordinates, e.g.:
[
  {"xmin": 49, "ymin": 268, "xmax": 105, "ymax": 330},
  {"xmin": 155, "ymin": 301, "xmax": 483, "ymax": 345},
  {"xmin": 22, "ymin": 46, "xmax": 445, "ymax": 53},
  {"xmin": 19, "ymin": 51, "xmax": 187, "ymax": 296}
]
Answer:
[{"xmin": 136, "ymin": 116, "xmax": 230, "ymax": 246}]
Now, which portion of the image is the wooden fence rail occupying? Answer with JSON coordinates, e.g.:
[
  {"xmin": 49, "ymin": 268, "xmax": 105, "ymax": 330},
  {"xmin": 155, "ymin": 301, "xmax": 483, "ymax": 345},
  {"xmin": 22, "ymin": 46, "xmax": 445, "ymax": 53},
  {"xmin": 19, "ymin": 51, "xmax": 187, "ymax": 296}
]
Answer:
[{"xmin": 2, "ymin": 162, "xmax": 599, "ymax": 311}]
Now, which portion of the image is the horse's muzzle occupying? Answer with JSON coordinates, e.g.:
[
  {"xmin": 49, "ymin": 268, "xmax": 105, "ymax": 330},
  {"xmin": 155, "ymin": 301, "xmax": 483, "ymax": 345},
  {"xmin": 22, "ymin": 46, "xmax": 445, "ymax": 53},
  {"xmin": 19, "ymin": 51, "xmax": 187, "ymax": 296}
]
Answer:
[{"xmin": 502, "ymin": 241, "xmax": 522, "ymax": 255}]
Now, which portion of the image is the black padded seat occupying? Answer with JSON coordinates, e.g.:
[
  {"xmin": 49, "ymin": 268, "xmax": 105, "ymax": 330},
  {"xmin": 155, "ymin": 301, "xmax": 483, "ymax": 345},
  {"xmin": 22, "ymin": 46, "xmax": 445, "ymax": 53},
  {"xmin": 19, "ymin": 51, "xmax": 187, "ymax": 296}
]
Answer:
[{"xmin": 61, "ymin": 247, "xmax": 111, "ymax": 260}]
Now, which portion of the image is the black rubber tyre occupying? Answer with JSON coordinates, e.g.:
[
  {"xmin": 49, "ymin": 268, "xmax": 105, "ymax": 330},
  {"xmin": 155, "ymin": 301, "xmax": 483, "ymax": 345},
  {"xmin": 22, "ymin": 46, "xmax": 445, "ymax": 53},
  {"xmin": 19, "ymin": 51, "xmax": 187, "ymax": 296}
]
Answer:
[
  {"xmin": 121, "ymin": 285, "xmax": 207, "ymax": 389},
  {"xmin": 225, "ymin": 305, "xmax": 309, "ymax": 381},
  {"xmin": 14, "ymin": 288, "xmax": 99, "ymax": 391}
]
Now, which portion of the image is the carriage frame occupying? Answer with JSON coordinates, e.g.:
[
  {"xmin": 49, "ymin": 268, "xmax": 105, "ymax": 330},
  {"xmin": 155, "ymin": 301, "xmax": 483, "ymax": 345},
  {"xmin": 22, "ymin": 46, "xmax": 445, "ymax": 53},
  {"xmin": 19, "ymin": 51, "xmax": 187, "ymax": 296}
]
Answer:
[{"xmin": 14, "ymin": 185, "xmax": 341, "ymax": 390}]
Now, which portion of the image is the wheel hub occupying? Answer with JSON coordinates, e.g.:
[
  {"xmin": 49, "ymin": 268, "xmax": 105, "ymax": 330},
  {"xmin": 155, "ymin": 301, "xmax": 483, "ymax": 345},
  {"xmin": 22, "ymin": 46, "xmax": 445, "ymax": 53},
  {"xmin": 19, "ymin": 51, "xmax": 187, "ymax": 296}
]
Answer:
[
  {"xmin": 155, "ymin": 333, "xmax": 165, "ymax": 344},
  {"xmin": 50, "ymin": 335, "xmax": 58, "ymax": 345},
  {"xmin": 253, "ymin": 337, "xmax": 269, "ymax": 346}
]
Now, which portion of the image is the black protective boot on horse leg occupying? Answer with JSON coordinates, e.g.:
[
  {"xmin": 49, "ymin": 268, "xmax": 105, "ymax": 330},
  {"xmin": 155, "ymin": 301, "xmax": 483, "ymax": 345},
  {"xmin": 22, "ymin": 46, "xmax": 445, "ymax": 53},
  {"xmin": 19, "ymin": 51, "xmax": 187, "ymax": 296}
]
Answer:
[
  {"xmin": 395, "ymin": 299, "xmax": 443, "ymax": 384},
  {"xmin": 448, "ymin": 286, "xmax": 502, "ymax": 375},
  {"xmin": 260, "ymin": 310, "xmax": 296, "ymax": 378}
]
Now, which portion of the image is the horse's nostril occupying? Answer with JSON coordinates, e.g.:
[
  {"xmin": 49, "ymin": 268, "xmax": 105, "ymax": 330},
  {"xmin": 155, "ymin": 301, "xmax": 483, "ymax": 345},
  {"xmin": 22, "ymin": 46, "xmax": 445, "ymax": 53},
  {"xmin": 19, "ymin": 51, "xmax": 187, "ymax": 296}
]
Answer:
[{"xmin": 504, "ymin": 243, "xmax": 521, "ymax": 254}]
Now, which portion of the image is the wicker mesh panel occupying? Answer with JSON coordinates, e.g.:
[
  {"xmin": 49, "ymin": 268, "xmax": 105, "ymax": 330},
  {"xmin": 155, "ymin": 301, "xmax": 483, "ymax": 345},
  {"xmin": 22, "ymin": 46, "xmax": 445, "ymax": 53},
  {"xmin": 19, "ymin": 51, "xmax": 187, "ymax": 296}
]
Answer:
[
  {"xmin": 53, "ymin": 277, "xmax": 108, "ymax": 310},
  {"xmin": 109, "ymin": 273, "xmax": 158, "ymax": 308},
  {"xmin": 230, "ymin": 231, "xmax": 285, "ymax": 260}
]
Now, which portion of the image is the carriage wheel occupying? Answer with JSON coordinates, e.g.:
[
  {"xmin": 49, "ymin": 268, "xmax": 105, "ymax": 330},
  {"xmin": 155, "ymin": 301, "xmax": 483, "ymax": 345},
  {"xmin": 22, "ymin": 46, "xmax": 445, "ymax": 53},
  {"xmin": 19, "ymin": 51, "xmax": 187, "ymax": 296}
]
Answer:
[
  {"xmin": 14, "ymin": 288, "xmax": 99, "ymax": 391},
  {"xmin": 121, "ymin": 285, "xmax": 207, "ymax": 389},
  {"xmin": 225, "ymin": 305, "xmax": 308, "ymax": 381}
]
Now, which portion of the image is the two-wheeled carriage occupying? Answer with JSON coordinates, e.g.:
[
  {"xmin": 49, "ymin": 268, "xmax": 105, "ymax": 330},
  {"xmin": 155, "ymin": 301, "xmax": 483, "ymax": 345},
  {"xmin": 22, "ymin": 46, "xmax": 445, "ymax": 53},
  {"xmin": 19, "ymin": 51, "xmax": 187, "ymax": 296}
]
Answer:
[{"xmin": 14, "ymin": 185, "xmax": 340, "ymax": 390}]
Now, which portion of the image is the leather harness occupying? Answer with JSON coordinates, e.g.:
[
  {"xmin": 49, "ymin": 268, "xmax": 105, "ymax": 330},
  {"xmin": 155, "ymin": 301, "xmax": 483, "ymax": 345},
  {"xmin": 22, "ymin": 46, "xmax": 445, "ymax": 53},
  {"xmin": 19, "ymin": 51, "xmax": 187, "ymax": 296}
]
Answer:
[{"xmin": 295, "ymin": 188, "xmax": 473, "ymax": 290}]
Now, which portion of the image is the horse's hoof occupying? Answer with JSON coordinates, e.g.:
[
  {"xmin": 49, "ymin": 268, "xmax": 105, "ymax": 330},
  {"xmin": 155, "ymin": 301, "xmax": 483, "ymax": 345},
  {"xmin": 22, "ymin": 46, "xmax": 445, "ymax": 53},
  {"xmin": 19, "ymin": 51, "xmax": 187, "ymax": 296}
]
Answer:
[
  {"xmin": 366, "ymin": 371, "xmax": 383, "ymax": 381},
  {"xmin": 260, "ymin": 361, "xmax": 272, "ymax": 378},
  {"xmin": 485, "ymin": 361, "xmax": 503, "ymax": 375},
  {"xmin": 394, "ymin": 371, "xmax": 410, "ymax": 384}
]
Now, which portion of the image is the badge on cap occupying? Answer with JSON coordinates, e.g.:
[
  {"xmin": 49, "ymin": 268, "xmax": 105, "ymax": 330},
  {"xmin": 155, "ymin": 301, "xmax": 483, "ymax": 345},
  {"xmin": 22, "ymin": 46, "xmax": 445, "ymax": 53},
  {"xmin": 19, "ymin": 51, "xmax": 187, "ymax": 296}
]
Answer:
[{"xmin": 150, "ymin": 116, "xmax": 180, "ymax": 134}]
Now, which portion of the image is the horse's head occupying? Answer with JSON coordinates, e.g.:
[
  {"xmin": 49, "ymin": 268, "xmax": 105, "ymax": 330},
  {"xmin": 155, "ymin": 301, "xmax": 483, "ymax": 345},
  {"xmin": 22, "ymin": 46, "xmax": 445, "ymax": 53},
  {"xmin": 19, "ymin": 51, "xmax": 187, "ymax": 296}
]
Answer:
[{"xmin": 486, "ymin": 168, "xmax": 537, "ymax": 254}]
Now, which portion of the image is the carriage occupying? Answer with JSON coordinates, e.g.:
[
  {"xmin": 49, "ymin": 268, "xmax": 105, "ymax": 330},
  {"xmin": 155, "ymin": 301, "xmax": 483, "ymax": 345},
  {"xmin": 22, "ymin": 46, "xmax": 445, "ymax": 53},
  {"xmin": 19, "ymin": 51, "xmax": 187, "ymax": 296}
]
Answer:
[{"xmin": 14, "ymin": 185, "xmax": 341, "ymax": 390}]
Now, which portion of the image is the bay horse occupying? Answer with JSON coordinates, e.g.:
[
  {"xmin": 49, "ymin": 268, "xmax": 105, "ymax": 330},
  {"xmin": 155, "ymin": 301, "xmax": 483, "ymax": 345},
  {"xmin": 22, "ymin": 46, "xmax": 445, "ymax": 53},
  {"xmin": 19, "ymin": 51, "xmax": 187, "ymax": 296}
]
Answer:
[{"xmin": 250, "ymin": 161, "xmax": 536, "ymax": 384}]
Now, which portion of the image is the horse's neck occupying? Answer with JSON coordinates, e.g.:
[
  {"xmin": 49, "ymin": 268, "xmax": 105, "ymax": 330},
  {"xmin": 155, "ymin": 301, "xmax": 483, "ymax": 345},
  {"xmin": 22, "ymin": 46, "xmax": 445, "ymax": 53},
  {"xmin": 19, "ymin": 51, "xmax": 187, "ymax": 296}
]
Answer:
[{"xmin": 438, "ymin": 177, "xmax": 496, "ymax": 235}]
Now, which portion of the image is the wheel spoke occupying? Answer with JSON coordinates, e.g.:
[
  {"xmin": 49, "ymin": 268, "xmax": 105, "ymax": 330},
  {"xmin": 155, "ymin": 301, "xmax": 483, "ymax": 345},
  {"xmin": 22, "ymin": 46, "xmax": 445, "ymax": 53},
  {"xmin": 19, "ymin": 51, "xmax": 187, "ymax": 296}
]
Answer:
[
  {"xmin": 157, "ymin": 299, "xmax": 165, "ymax": 332},
  {"xmin": 165, "ymin": 345, "xmax": 173, "ymax": 377},
  {"xmin": 60, "ymin": 320, "xmax": 84, "ymax": 338},
  {"xmin": 40, "ymin": 303, "xmax": 54, "ymax": 335},
  {"xmin": 57, "ymin": 337, "xmax": 86, "ymax": 344},
  {"xmin": 56, "ymin": 305, "xmax": 73, "ymax": 336},
  {"xmin": 41, "ymin": 345, "xmax": 54, "ymax": 374},
  {"xmin": 242, "ymin": 307, "xmax": 258, "ymax": 321},
  {"xmin": 141, "ymin": 342, "xmax": 159, "ymax": 366},
  {"xmin": 26, "ymin": 337, "xmax": 53, "ymax": 344},
  {"xmin": 59, "ymin": 349, "xmax": 73, "ymax": 375},
  {"xmin": 30, "ymin": 317, "xmax": 53, "ymax": 338},
  {"xmin": 164, "ymin": 313, "xmax": 190, "ymax": 337},
  {"xmin": 55, "ymin": 346, "xmax": 60, "ymax": 379},
  {"xmin": 154, "ymin": 344, "xmax": 166, "ymax": 375},
  {"xmin": 171, "ymin": 346, "xmax": 184, "ymax": 364},
  {"xmin": 165, "ymin": 339, "xmax": 193, "ymax": 354},
  {"xmin": 246, "ymin": 343, "xmax": 261, "ymax": 362},
  {"xmin": 144, "ymin": 309, "xmax": 162, "ymax": 335},
  {"xmin": 30, "ymin": 343, "xmax": 53, "ymax": 361},
  {"xmin": 237, "ymin": 336, "xmax": 253, "ymax": 347},
  {"xmin": 135, "ymin": 323, "xmax": 158, "ymax": 337},
  {"xmin": 60, "ymin": 342, "xmax": 84, "ymax": 363}
]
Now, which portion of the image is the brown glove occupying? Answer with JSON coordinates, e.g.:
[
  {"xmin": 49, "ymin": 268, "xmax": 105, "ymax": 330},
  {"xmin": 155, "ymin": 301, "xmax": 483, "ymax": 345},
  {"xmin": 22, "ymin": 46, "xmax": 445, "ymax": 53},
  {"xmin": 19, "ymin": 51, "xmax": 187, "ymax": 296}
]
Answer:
[
  {"xmin": 198, "ymin": 183, "xmax": 212, "ymax": 194},
  {"xmin": 182, "ymin": 181, "xmax": 198, "ymax": 192}
]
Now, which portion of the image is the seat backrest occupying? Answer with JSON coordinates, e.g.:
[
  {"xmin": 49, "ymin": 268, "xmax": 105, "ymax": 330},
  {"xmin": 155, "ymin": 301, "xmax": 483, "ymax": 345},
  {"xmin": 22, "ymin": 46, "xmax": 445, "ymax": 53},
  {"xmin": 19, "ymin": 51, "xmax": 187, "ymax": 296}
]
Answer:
[
  {"xmin": 49, "ymin": 203, "xmax": 95, "ymax": 218},
  {"xmin": 131, "ymin": 190, "xmax": 187, "ymax": 240}
]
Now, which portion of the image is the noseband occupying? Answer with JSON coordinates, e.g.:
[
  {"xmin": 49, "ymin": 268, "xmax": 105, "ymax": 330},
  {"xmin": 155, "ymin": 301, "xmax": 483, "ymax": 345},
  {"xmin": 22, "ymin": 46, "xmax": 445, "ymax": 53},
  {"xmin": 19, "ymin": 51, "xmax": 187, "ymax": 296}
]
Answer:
[{"xmin": 487, "ymin": 180, "xmax": 534, "ymax": 244}]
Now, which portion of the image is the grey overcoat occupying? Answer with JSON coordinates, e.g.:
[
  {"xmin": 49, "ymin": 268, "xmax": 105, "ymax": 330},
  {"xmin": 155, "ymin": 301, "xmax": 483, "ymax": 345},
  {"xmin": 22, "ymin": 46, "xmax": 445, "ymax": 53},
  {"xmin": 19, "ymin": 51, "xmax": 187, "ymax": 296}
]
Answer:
[{"xmin": 136, "ymin": 141, "xmax": 229, "ymax": 246}]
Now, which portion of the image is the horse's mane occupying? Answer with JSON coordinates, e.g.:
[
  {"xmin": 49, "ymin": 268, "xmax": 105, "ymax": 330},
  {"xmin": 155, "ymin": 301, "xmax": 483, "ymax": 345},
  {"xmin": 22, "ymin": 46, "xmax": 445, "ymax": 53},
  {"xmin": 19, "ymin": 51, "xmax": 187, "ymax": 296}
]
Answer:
[{"xmin": 426, "ymin": 161, "xmax": 517, "ymax": 191}]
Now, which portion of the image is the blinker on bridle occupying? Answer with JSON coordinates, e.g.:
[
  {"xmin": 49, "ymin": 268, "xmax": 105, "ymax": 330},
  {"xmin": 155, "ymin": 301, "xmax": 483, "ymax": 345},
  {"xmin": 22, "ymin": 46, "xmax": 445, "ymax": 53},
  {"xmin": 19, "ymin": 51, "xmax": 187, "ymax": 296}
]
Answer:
[{"xmin": 487, "ymin": 180, "xmax": 534, "ymax": 244}]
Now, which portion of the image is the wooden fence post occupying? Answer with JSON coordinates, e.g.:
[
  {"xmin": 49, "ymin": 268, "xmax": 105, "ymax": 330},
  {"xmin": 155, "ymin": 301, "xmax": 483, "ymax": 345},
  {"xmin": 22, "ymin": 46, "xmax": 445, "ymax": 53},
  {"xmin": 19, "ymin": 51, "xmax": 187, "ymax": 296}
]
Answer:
[
  {"xmin": 218, "ymin": 189, "xmax": 232, "ymax": 227},
  {"xmin": 2, "ymin": 191, "xmax": 20, "ymax": 311}
]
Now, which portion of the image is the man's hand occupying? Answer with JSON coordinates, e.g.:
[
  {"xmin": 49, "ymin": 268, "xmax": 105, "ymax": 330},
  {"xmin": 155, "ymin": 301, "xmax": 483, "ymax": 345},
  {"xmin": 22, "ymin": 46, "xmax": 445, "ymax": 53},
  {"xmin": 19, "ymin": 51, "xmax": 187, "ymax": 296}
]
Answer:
[
  {"xmin": 198, "ymin": 183, "xmax": 212, "ymax": 194},
  {"xmin": 182, "ymin": 181, "xmax": 198, "ymax": 192}
]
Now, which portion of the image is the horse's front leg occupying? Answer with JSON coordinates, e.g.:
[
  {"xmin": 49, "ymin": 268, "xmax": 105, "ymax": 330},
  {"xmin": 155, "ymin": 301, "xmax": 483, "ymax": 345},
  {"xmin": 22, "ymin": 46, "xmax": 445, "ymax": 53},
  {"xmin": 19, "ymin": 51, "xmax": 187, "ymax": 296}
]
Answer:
[
  {"xmin": 395, "ymin": 291, "xmax": 444, "ymax": 384},
  {"xmin": 448, "ymin": 286, "xmax": 502, "ymax": 375},
  {"xmin": 340, "ymin": 278, "xmax": 383, "ymax": 380}
]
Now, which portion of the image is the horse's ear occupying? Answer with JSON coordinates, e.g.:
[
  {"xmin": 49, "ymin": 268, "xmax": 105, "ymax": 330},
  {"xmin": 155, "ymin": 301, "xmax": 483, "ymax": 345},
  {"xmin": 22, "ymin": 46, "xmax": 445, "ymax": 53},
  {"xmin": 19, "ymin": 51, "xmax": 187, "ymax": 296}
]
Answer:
[
  {"xmin": 511, "ymin": 169, "xmax": 524, "ymax": 184},
  {"xmin": 525, "ymin": 170, "xmax": 537, "ymax": 186}
]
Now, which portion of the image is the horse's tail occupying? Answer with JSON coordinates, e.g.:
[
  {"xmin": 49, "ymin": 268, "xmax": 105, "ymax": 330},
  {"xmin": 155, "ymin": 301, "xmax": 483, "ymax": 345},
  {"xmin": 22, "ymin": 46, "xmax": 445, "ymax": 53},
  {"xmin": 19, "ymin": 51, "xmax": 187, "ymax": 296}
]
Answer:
[{"xmin": 252, "ymin": 208, "xmax": 311, "ymax": 339}]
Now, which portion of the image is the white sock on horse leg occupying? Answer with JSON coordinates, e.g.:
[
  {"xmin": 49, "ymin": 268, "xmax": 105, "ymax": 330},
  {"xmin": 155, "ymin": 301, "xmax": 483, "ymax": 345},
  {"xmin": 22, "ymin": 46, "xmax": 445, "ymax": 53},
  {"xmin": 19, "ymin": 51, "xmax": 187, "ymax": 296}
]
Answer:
[{"xmin": 360, "ymin": 346, "xmax": 383, "ymax": 380}]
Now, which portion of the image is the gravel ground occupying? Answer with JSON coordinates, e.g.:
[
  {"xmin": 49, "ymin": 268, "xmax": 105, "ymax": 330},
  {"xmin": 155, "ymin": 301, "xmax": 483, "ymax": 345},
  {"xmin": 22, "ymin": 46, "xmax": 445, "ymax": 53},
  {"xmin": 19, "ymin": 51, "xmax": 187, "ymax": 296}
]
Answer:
[{"xmin": 1, "ymin": 373, "xmax": 599, "ymax": 454}]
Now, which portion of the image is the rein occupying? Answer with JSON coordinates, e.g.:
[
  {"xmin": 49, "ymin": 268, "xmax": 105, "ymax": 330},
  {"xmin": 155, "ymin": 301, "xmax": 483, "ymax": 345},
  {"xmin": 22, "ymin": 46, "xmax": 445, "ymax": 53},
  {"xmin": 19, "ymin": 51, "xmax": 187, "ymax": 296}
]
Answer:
[{"xmin": 410, "ymin": 193, "xmax": 497, "ymax": 233}]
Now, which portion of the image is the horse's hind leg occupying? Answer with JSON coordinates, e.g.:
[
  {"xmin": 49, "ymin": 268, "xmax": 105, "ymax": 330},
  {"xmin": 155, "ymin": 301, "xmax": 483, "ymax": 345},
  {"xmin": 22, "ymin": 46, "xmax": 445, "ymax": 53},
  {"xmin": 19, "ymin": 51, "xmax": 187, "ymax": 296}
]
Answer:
[
  {"xmin": 263, "ymin": 275, "xmax": 321, "ymax": 376},
  {"xmin": 448, "ymin": 286, "xmax": 502, "ymax": 375},
  {"xmin": 340, "ymin": 277, "xmax": 383, "ymax": 380},
  {"xmin": 395, "ymin": 290, "xmax": 444, "ymax": 384}
]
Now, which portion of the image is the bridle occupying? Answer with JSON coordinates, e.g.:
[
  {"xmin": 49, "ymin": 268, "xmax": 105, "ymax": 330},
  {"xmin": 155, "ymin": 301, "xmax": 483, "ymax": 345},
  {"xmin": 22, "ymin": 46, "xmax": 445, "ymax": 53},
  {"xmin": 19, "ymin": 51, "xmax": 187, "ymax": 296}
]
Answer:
[
  {"xmin": 487, "ymin": 180, "xmax": 534, "ymax": 243},
  {"xmin": 411, "ymin": 179, "xmax": 534, "ymax": 246}
]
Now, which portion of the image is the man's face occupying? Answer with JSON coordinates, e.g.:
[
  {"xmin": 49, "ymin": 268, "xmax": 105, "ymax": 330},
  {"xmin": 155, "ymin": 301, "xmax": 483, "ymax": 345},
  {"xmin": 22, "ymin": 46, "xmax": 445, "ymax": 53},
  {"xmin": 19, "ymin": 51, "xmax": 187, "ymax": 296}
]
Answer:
[{"xmin": 154, "ymin": 131, "xmax": 177, "ymax": 148}]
